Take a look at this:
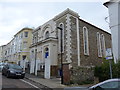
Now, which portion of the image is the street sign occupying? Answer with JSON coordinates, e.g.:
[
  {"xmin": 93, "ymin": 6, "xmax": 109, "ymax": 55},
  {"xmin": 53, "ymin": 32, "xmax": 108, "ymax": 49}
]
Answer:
[
  {"xmin": 106, "ymin": 48, "xmax": 112, "ymax": 57},
  {"xmin": 106, "ymin": 48, "xmax": 113, "ymax": 60},
  {"xmin": 106, "ymin": 57, "xmax": 113, "ymax": 60}
]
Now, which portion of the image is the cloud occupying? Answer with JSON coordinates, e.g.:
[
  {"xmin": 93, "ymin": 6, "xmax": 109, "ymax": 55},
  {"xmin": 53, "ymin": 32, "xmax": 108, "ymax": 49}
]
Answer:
[
  {"xmin": 0, "ymin": 2, "xmax": 110, "ymax": 46},
  {"xmin": 0, "ymin": 3, "xmax": 49, "ymax": 46},
  {"xmin": 0, "ymin": 0, "xmax": 107, "ymax": 3}
]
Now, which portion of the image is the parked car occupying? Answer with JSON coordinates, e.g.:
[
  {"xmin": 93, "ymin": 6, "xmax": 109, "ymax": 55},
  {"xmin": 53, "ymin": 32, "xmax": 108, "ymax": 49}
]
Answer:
[
  {"xmin": 2, "ymin": 63, "xmax": 25, "ymax": 79},
  {"xmin": 64, "ymin": 79, "xmax": 120, "ymax": 90},
  {"xmin": 0, "ymin": 62, "xmax": 5, "ymax": 72},
  {"xmin": 89, "ymin": 78, "xmax": 120, "ymax": 90}
]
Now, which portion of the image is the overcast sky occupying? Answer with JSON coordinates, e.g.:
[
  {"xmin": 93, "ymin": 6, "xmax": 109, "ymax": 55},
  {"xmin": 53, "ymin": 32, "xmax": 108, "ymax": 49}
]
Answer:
[{"xmin": 0, "ymin": 0, "xmax": 110, "ymax": 46}]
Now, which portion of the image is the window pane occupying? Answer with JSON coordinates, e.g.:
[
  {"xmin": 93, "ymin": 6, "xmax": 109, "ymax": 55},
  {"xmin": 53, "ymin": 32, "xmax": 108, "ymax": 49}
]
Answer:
[
  {"xmin": 83, "ymin": 27, "xmax": 89, "ymax": 55},
  {"xmin": 97, "ymin": 32, "xmax": 102, "ymax": 57},
  {"xmin": 24, "ymin": 32, "xmax": 28, "ymax": 37}
]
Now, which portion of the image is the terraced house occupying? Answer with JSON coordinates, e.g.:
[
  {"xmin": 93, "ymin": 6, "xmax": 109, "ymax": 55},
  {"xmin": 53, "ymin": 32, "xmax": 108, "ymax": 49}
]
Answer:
[
  {"xmin": 29, "ymin": 9, "xmax": 112, "ymax": 83},
  {"xmin": 0, "ymin": 45, "xmax": 4, "ymax": 62},
  {"xmin": 1, "ymin": 28, "xmax": 33, "ymax": 70}
]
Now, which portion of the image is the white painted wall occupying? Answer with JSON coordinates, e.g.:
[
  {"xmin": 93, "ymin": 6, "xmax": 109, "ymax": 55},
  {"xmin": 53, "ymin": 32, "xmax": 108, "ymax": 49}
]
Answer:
[
  {"xmin": 49, "ymin": 43, "xmax": 58, "ymax": 65},
  {"xmin": 118, "ymin": 3, "xmax": 120, "ymax": 60},
  {"xmin": 106, "ymin": 2, "xmax": 120, "ymax": 62},
  {"xmin": 44, "ymin": 57, "xmax": 50, "ymax": 79},
  {"xmin": 30, "ymin": 60, "xmax": 35, "ymax": 74}
]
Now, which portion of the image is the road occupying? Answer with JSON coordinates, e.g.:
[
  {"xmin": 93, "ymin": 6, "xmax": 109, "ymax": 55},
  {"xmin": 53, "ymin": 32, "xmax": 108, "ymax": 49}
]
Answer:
[{"xmin": 1, "ymin": 72, "xmax": 52, "ymax": 90}]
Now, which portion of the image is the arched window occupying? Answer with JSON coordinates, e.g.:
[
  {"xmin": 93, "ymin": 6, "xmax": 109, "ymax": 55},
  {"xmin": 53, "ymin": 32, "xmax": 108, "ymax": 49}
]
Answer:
[
  {"xmin": 97, "ymin": 32, "xmax": 102, "ymax": 57},
  {"xmin": 58, "ymin": 23, "xmax": 64, "ymax": 53},
  {"xmin": 101, "ymin": 34, "xmax": 106, "ymax": 57},
  {"xmin": 45, "ymin": 47, "xmax": 49, "ymax": 58},
  {"xmin": 45, "ymin": 31, "xmax": 49, "ymax": 39},
  {"xmin": 83, "ymin": 26, "xmax": 89, "ymax": 55}
]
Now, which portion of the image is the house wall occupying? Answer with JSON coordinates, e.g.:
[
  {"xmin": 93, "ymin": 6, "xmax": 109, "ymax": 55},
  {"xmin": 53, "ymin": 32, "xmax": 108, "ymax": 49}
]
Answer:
[
  {"xmin": 105, "ymin": 1, "xmax": 120, "ymax": 63},
  {"xmin": 30, "ymin": 20, "xmax": 58, "ymax": 76},
  {"xmin": 55, "ymin": 15, "xmax": 68, "ymax": 65},
  {"xmin": 1, "ymin": 28, "xmax": 33, "ymax": 67},
  {"xmin": 70, "ymin": 16, "xmax": 78, "ymax": 67},
  {"xmin": 79, "ymin": 20, "xmax": 111, "ymax": 67}
]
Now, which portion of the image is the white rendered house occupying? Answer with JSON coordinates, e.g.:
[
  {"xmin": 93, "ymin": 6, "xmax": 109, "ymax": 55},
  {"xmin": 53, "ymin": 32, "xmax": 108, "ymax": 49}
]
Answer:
[{"xmin": 104, "ymin": 0, "xmax": 120, "ymax": 63}]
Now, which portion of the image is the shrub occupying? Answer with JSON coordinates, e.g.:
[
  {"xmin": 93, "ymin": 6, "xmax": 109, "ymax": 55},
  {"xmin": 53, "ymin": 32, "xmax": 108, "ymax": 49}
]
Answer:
[{"xmin": 94, "ymin": 59, "xmax": 120, "ymax": 82}]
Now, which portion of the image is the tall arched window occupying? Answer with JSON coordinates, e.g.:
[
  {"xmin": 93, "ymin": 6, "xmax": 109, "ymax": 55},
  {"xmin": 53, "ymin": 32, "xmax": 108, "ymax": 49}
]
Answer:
[
  {"xmin": 97, "ymin": 32, "xmax": 102, "ymax": 57},
  {"xmin": 58, "ymin": 23, "xmax": 64, "ymax": 53},
  {"xmin": 83, "ymin": 26, "xmax": 89, "ymax": 55},
  {"xmin": 45, "ymin": 31, "xmax": 49, "ymax": 39},
  {"xmin": 101, "ymin": 34, "xmax": 106, "ymax": 57}
]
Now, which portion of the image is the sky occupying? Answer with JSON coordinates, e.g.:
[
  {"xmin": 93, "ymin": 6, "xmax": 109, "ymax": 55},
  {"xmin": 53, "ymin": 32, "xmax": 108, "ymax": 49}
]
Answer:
[{"xmin": 0, "ymin": 0, "xmax": 110, "ymax": 46}]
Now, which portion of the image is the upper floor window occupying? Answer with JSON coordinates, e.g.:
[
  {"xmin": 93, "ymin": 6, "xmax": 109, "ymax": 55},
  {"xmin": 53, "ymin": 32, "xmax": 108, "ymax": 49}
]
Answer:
[
  {"xmin": 83, "ymin": 26, "xmax": 89, "ymax": 55},
  {"xmin": 20, "ymin": 43, "xmax": 22, "ymax": 51},
  {"xmin": 23, "ymin": 41, "xmax": 27, "ymax": 49},
  {"xmin": 21, "ymin": 33, "xmax": 23, "ymax": 38},
  {"xmin": 24, "ymin": 32, "xmax": 28, "ymax": 37},
  {"xmin": 101, "ymin": 34, "xmax": 106, "ymax": 57},
  {"xmin": 45, "ymin": 31, "xmax": 49, "ymax": 39},
  {"xmin": 97, "ymin": 32, "xmax": 102, "ymax": 57},
  {"xmin": 33, "ymin": 36, "xmax": 37, "ymax": 44},
  {"xmin": 58, "ymin": 23, "xmax": 64, "ymax": 53}
]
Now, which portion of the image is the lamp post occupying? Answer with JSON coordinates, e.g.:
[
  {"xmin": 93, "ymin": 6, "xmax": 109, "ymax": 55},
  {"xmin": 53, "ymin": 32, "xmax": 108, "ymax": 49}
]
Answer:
[
  {"xmin": 34, "ymin": 48, "xmax": 37, "ymax": 75},
  {"xmin": 106, "ymin": 48, "xmax": 113, "ymax": 79},
  {"xmin": 109, "ymin": 59, "xmax": 113, "ymax": 79},
  {"xmin": 57, "ymin": 26, "xmax": 63, "ymax": 84}
]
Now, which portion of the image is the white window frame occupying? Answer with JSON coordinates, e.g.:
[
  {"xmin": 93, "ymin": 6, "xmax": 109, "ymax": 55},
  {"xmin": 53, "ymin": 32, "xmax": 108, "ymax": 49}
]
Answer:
[
  {"xmin": 20, "ymin": 43, "xmax": 22, "ymax": 51},
  {"xmin": 83, "ymin": 26, "xmax": 89, "ymax": 55},
  {"xmin": 101, "ymin": 34, "xmax": 106, "ymax": 57},
  {"xmin": 58, "ymin": 23, "xmax": 64, "ymax": 53},
  {"xmin": 97, "ymin": 32, "xmax": 102, "ymax": 57}
]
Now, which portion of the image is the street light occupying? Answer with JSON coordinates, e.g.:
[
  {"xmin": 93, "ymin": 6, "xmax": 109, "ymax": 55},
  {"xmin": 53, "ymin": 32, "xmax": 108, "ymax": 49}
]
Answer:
[
  {"xmin": 57, "ymin": 26, "xmax": 63, "ymax": 84},
  {"xmin": 34, "ymin": 48, "xmax": 37, "ymax": 75}
]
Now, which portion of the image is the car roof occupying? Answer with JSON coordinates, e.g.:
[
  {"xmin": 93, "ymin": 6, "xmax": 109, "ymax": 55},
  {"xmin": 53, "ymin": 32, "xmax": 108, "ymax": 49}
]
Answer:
[
  {"xmin": 5, "ymin": 63, "xmax": 20, "ymax": 67},
  {"xmin": 90, "ymin": 78, "xmax": 120, "ymax": 88}
]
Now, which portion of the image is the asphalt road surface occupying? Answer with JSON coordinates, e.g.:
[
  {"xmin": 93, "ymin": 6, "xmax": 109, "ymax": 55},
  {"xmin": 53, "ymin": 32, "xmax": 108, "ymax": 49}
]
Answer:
[{"xmin": 1, "ymin": 72, "xmax": 52, "ymax": 90}]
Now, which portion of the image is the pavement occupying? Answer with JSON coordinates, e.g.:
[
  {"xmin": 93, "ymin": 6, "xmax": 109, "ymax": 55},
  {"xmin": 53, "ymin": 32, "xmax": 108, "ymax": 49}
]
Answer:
[
  {"xmin": 25, "ymin": 73, "xmax": 93, "ymax": 89},
  {"xmin": 25, "ymin": 73, "xmax": 68, "ymax": 89}
]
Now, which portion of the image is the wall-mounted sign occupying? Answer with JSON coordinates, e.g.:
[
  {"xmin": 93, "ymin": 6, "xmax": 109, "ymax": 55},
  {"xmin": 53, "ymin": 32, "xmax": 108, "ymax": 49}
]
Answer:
[{"xmin": 106, "ymin": 48, "xmax": 113, "ymax": 60}]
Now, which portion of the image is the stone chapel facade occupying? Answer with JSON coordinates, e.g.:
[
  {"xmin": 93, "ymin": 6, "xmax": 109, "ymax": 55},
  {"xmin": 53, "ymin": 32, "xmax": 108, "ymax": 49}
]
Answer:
[{"xmin": 29, "ymin": 9, "xmax": 112, "ymax": 82}]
